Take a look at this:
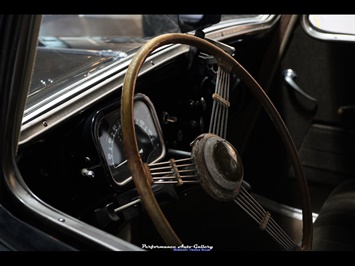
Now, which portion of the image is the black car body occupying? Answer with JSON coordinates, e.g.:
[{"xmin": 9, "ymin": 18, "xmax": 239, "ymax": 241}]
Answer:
[{"xmin": 1, "ymin": 14, "xmax": 355, "ymax": 252}]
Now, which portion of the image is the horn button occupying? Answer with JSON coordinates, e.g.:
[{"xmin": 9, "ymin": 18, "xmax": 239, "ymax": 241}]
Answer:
[{"xmin": 191, "ymin": 133, "xmax": 244, "ymax": 201}]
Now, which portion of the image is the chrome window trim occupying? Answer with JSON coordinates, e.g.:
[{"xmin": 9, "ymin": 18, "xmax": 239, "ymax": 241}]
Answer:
[
  {"xmin": 301, "ymin": 15, "xmax": 355, "ymax": 42},
  {"xmin": 20, "ymin": 15, "xmax": 279, "ymax": 145},
  {"xmin": 7, "ymin": 169, "xmax": 143, "ymax": 250},
  {"xmin": 205, "ymin": 15, "xmax": 279, "ymax": 41}
]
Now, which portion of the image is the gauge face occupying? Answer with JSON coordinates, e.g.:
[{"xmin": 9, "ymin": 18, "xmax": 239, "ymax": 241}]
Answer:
[{"xmin": 97, "ymin": 94, "xmax": 165, "ymax": 186}]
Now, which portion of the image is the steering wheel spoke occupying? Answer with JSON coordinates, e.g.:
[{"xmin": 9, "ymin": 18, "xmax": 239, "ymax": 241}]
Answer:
[
  {"xmin": 209, "ymin": 66, "xmax": 231, "ymax": 139},
  {"xmin": 149, "ymin": 158, "xmax": 200, "ymax": 185},
  {"xmin": 234, "ymin": 186, "xmax": 301, "ymax": 251}
]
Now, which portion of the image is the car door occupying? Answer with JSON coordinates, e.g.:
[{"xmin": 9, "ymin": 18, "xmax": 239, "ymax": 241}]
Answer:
[{"xmin": 244, "ymin": 15, "xmax": 355, "ymax": 214}]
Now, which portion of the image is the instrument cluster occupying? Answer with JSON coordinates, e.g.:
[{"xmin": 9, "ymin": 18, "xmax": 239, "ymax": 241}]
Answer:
[{"xmin": 93, "ymin": 93, "xmax": 166, "ymax": 188}]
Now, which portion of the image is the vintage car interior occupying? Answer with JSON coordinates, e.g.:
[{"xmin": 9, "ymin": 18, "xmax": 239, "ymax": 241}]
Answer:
[{"xmin": 2, "ymin": 14, "xmax": 355, "ymax": 251}]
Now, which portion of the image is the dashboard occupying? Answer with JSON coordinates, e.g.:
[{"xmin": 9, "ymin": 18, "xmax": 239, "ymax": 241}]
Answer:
[{"xmin": 17, "ymin": 43, "xmax": 254, "ymax": 236}]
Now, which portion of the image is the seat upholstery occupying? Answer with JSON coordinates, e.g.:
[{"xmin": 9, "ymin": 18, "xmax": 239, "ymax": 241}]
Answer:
[{"xmin": 312, "ymin": 178, "xmax": 355, "ymax": 251}]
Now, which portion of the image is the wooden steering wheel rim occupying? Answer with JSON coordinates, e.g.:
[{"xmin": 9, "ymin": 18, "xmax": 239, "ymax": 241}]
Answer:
[{"xmin": 121, "ymin": 33, "xmax": 313, "ymax": 250}]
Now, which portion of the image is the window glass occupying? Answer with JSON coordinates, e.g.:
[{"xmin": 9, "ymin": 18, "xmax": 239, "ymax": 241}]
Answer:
[
  {"xmin": 309, "ymin": 15, "xmax": 355, "ymax": 35},
  {"xmin": 302, "ymin": 15, "xmax": 355, "ymax": 42},
  {"xmin": 26, "ymin": 14, "xmax": 269, "ymax": 116}
]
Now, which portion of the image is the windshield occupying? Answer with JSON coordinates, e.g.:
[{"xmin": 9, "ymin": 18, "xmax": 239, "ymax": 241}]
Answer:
[
  {"xmin": 25, "ymin": 14, "xmax": 263, "ymax": 120},
  {"xmin": 38, "ymin": 15, "xmax": 181, "ymax": 50},
  {"xmin": 26, "ymin": 15, "xmax": 180, "ymax": 113}
]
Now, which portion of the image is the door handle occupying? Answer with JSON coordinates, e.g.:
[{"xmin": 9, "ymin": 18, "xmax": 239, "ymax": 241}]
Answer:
[{"xmin": 282, "ymin": 69, "xmax": 318, "ymax": 104}]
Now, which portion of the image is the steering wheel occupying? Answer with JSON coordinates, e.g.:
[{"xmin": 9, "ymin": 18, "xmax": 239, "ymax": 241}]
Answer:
[{"xmin": 121, "ymin": 33, "xmax": 313, "ymax": 251}]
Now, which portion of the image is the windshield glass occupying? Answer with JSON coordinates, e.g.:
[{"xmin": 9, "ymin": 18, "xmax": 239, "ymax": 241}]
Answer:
[
  {"xmin": 38, "ymin": 15, "xmax": 181, "ymax": 50},
  {"xmin": 25, "ymin": 14, "xmax": 262, "ymax": 118},
  {"xmin": 27, "ymin": 15, "xmax": 180, "ymax": 113}
]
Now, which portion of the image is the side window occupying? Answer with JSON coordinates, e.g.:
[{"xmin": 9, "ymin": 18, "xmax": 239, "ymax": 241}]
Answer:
[{"xmin": 302, "ymin": 15, "xmax": 355, "ymax": 42}]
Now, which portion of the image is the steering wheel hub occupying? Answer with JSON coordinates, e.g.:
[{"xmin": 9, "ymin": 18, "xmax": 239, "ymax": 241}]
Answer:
[{"xmin": 191, "ymin": 133, "xmax": 244, "ymax": 201}]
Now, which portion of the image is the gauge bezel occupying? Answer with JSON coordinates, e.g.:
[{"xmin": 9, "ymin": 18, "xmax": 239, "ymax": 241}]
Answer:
[{"xmin": 92, "ymin": 93, "xmax": 166, "ymax": 188}]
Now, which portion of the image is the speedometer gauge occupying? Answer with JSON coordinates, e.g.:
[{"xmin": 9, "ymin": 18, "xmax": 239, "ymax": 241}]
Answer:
[{"xmin": 95, "ymin": 93, "xmax": 166, "ymax": 187}]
